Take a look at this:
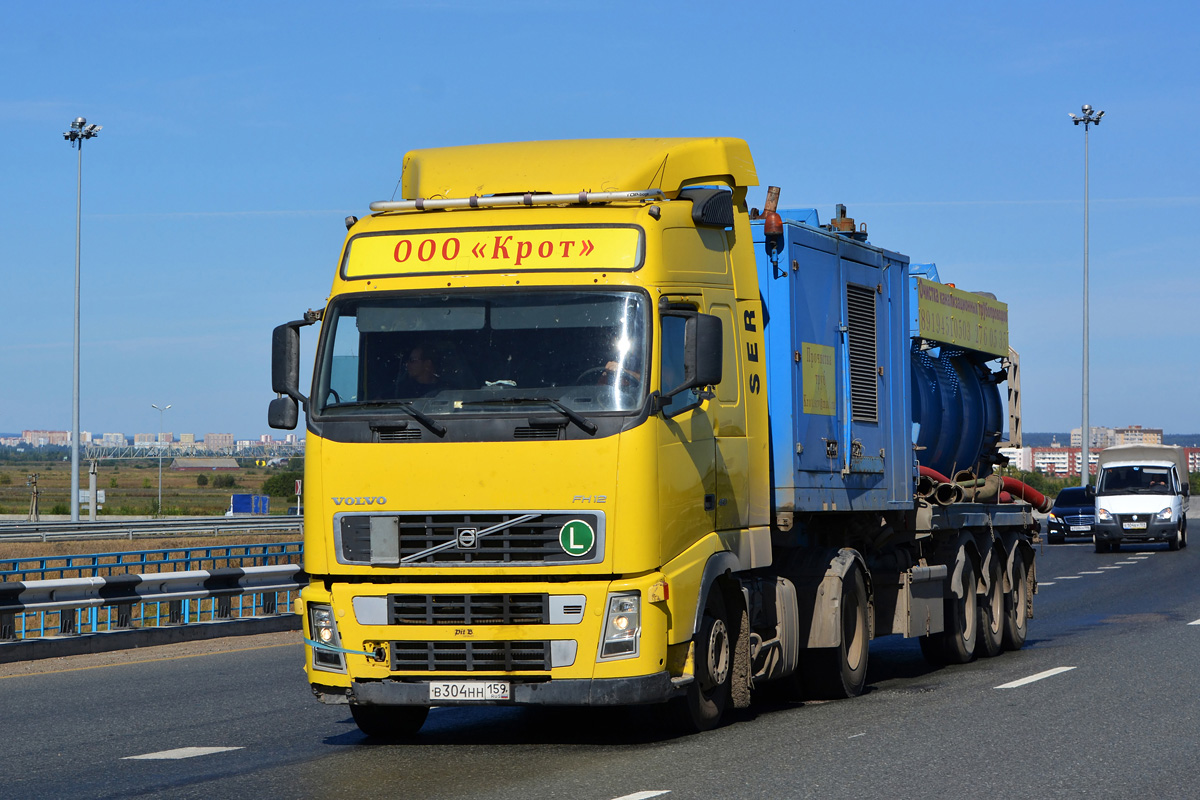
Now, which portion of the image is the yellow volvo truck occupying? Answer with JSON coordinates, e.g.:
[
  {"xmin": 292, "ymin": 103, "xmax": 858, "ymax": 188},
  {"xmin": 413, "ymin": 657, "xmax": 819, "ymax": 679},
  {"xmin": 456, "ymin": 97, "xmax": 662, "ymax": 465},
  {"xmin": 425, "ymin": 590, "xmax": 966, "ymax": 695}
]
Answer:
[{"xmin": 269, "ymin": 138, "xmax": 1039, "ymax": 736}]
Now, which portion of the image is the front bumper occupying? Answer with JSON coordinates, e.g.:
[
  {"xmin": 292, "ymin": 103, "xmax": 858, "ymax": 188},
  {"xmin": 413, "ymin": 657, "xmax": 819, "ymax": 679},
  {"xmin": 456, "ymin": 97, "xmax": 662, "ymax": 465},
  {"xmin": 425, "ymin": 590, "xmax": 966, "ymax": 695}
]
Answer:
[
  {"xmin": 314, "ymin": 671, "xmax": 682, "ymax": 707},
  {"xmin": 1094, "ymin": 518, "xmax": 1176, "ymax": 544},
  {"xmin": 1046, "ymin": 518, "xmax": 1094, "ymax": 538}
]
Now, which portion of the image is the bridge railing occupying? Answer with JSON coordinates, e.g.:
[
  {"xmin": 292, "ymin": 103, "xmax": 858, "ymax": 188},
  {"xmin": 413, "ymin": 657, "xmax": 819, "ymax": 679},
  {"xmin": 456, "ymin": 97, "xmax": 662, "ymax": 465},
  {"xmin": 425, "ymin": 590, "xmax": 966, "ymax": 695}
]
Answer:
[
  {"xmin": 0, "ymin": 565, "xmax": 307, "ymax": 650},
  {"xmin": 0, "ymin": 541, "xmax": 303, "ymax": 582}
]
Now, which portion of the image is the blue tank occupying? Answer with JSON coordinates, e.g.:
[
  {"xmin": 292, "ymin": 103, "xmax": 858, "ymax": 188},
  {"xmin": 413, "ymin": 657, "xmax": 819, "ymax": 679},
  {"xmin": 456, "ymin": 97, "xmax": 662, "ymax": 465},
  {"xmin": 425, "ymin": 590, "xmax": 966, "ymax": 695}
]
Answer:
[{"xmin": 752, "ymin": 213, "xmax": 1009, "ymax": 514}]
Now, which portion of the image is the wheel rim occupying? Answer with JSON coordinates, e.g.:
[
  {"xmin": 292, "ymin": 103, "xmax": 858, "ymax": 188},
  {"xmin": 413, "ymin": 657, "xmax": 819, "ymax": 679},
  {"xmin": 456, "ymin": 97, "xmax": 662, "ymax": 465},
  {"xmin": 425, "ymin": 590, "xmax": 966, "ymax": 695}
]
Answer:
[
  {"xmin": 701, "ymin": 618, "xmax": 730, "ymax": 691},
  {"xmin": 1012, "ymin": 561, "xmax": 1027, "ymax": 629},
  {"xmin": 961, "ymin": 565, "xmax": 976, "ymax": 641},
  {"xmin": 987, "ymin": 566, "xmax": 1003, "ymax": 635},
  {"xmin": 844, "ymin": 585, "xmax": 865, "ymax": 671}
]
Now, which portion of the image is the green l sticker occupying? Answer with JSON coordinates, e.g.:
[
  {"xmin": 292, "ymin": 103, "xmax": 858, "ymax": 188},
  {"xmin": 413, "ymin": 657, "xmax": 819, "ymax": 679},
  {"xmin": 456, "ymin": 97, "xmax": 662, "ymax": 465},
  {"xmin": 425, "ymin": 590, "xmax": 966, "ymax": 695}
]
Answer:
[{"xmin": 559, "ymin": 520, "xmax": 595, "ymax": 557}]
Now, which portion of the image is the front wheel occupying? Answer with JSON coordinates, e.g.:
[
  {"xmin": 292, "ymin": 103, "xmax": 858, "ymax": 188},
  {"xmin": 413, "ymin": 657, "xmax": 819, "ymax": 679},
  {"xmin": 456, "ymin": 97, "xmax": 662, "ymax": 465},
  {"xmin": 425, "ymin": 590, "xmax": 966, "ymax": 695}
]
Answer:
[
  {"xmin": 799, "ymin": 566, "xmax": 869, "ymax": 699},
  {"xmin": 350, "ymin": 704, "xmax": 430, "ymax": 739},
  {"xmin": 1169, "ymin": 526, "xmax": 1182, "ymax": 551},
  {"xmin": 1094, "ymin": 535, "xmax": 1109, "ymax": 554},
  {"xmin": 670, "ymin": 588, "xmax": 731, "ymax": 733}
]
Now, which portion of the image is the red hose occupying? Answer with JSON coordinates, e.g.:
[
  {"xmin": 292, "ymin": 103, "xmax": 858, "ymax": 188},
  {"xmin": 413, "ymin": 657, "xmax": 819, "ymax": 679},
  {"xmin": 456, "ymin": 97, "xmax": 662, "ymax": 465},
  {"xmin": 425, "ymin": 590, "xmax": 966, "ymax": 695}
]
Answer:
[
  {"xmin": 1000, "ymin": 477, "xmax": 1053, "ymax": 513},
  {"xmin": 918, "ymin": 466, "xmax": 952, "ymax": 484}
]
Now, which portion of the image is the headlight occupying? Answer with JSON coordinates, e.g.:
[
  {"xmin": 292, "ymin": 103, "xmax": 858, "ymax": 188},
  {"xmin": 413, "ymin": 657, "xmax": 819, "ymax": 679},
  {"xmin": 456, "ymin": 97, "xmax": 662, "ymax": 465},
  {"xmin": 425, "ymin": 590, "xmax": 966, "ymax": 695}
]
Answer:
[
  {"xmin": 598, "ymin": 592, "xmax": 640, "ymax": 660},
  {"xmin": 1097, "ymin": 508, "xmax": 1112, "ymax": 521},
  {"xmin": 1047, "ymin": 513, "xmax": 1059, "ymax": 521},
  {"xmin": 1156, "ymin": 507, "xmax": 1173, "ymax": 521},
  {"xmin": 308, "ymin": 604, "xmax": 346, "ymax": 672},
  {"xmin": 313, "ymin": 607, "xmax": 334, "ymax": 643}
]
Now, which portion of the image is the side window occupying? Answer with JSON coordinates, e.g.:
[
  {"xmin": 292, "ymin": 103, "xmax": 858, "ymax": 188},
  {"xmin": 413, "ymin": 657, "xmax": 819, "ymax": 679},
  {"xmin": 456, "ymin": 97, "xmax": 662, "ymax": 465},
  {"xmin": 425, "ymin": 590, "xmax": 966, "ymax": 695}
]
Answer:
[{"xmin": 659, "ymin": 315, "xmax": 692, "ymax": 417}]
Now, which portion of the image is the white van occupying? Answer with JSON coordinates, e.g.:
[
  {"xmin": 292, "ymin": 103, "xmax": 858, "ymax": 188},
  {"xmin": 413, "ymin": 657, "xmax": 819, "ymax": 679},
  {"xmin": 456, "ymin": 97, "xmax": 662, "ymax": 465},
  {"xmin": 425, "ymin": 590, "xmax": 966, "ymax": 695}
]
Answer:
[{"xmin": 1091, "ymin": 445, "xmax": 1189, "ymax": 552}]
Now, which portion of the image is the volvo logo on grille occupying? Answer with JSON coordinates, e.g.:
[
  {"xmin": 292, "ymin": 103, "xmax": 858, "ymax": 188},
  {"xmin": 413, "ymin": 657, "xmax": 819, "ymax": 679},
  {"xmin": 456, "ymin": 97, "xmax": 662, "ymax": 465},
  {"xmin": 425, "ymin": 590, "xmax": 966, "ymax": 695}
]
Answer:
[{"xmin": 456, "ymin": 527, "xmax": 479, "ymax": 550}]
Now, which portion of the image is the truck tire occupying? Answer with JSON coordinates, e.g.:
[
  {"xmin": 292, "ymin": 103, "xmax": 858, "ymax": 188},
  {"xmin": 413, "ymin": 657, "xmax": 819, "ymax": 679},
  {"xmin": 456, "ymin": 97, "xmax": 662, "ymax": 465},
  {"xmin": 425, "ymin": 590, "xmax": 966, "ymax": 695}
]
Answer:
[
  {"xmin": 670, "ymin": 588, "xmax": 731, "ymax": 733},
  {"xmin": 1093, "ymin": 535, "xmax": 1109, "ymax": 554},
  {"xmin": 799, "ymin": 565, "xmax": 869, "ymax": 699},
  {"xmin": 1002, "ymin": 554, "xmax": 1029, "ymax": 651},
  {"xmin": 920, "ymin": 554, "xmax": 978, "ymax": 665},
  {"xmin": 1169, "ymin": 526, "xmax": 1182, "ymax": 551},
  {"xmin": 350, "ymin": 704, "xmax": 429, "ymax": 739},
  {"xmin": 976, "ymin": 553, "xmax": 1004, "ymax": 659}
]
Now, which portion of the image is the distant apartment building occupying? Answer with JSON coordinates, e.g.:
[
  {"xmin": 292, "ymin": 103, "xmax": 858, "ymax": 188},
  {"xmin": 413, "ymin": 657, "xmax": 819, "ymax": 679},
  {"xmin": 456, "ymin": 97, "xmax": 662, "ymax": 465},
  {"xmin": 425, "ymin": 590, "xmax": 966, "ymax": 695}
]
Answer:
[
  {"xmin": 1031, "ymin": 446, "xmax": 1099, "ymax": 477},
  {"xmin": 179, "ymin": 433, "xmax": 195, "ymax": 445},
  {"xmin": 205, "ymin": 433, "xmax": 235, "ymax": 450},
  {"xmin": 998, "ymin": 446, "xmax": 1033, "ymax": 472},
  {"xmin": 133, "ymin": 433, "xmax": 156, "ymax": 446},
  {"xmin": 1115, "ymin": 425, "xmax": 1162, "ymax": 445},
  {"xmin": 285, "ymin": 433, "xmax": 298, "ymax": 445},
  {"xmin": 0, "ymin": 436, "xmax": 22, "ymax": 447},
  {"xmin": 1069, "ymin": 427, "xmax": 1117, "ymax": 448},
  {"xmin": 22, "ymin": 430, "xmax": 71, "ymax": 446},
  {"xmin": 99, "ymin": 432, "xmax": 127, "ymax": 446},
  {"xmin": 1070, "ymin": 425, "xmax": 1162, "ymax": 448}
]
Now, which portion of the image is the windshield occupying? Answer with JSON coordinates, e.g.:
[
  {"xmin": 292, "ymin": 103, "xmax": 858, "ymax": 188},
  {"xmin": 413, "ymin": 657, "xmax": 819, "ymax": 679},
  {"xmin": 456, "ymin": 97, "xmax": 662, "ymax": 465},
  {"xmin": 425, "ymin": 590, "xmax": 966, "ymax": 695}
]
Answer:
[
  {"xmin": 314, "ymin": 290, "xmax": 649, "ymax": 417},
  {"xmin": 1096, "ymin": 465, "xmax": 1175, "ymax": 495},
  {"xmin": 1053, "ymin": 487, "xmax": 1089, "ymax": 507}
]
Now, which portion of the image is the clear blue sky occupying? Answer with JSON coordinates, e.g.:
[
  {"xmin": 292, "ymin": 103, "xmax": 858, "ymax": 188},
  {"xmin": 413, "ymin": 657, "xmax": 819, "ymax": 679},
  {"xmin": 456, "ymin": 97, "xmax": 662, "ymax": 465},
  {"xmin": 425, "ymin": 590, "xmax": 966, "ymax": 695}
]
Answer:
[{"xmin": 3, "ymin": 1, "xmax": 1197, "ymax": 440}]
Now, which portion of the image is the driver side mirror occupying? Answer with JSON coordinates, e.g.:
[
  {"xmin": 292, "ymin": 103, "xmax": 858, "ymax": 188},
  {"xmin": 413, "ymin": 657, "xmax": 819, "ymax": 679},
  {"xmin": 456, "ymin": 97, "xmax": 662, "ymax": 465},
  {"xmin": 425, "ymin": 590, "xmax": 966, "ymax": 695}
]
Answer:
[
  {"xmin": 269, "ymin": 316, "xmax": 315, "ymax": 430},
  {"xmin": 1085, "ymin": 484, "xmax": 1096, "ymax": 500}
]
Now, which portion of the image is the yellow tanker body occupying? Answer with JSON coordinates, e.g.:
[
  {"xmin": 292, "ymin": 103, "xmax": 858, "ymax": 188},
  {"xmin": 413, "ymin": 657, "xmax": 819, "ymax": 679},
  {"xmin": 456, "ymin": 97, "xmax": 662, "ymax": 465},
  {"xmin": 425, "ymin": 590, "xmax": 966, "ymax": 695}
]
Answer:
[{"xmin": 269, "ymin": 137, "xmax": 1037, "ymax": 738}]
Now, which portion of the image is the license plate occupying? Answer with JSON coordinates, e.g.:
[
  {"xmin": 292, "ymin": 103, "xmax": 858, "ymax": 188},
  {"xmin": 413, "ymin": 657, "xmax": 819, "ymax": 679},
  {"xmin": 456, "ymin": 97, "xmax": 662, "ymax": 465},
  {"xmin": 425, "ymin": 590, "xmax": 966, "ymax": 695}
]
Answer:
[
  {"xmin": 1070, "ymin": 525, "xmax": 1090, "ymax": 532},
  {"xmin": 429, "ymin": 681, "xmax": 511, "ymax": 701},
  {"xmin": 1123, "ymin": 522, "xmax": 1148, "ymax": 530}
]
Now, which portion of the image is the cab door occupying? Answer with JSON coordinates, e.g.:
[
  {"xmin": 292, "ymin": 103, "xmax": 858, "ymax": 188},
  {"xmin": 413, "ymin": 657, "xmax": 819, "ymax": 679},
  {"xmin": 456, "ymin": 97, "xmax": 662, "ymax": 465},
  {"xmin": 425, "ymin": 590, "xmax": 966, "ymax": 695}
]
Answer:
[{"xmin": 656, "ymin": 303, "xmax": 716, "ymax": 563}]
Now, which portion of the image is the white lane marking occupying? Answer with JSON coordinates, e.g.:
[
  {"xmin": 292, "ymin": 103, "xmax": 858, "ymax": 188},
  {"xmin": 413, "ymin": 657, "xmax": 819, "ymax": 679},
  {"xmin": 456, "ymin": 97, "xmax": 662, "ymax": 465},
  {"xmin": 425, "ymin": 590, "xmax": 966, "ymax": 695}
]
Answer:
[
  {"xmin": 1079, "ymin": 571, "xmax": 1104, "ymax": 575},
  {"xmin": 123, "ymin": 747, "xmax": 244, "ymax": 760},
  {"xmin": 1188, "ymin": 619, "xmax": 1200, "ymax": 626},
  {"xmin": 995, "ymin": 666, "xmax": 1076, "ymax": 689},
  {"xmin": 612, "ymin": 793, "xmax": 671, "ymax": 800},
  {"xmin": 1054, "ymin": 576, "xmax": 1083, "ymax": 580},
  {"xmin": 1116, "ymin": 561, "xmax": 1138, "ymax": 565},
  {"xmin": 1098, "ymin": 566, "xmax": 1122, "ymax": 570},
  {"xmin": 1039, "ymin": 581, "xmax": 1056, "ymax": 586},
  {"xmin": 848, "ymin": 732, "xmax": 865, "ymax": 738}
]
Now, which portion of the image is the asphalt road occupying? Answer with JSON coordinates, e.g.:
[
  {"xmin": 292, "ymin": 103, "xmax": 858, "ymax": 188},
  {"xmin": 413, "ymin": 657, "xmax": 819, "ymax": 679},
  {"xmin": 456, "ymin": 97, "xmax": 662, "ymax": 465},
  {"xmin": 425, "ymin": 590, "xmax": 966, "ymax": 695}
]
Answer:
[{"xmin": 6, "ymin": 535, "xmax": 1200, "ymax": 800}]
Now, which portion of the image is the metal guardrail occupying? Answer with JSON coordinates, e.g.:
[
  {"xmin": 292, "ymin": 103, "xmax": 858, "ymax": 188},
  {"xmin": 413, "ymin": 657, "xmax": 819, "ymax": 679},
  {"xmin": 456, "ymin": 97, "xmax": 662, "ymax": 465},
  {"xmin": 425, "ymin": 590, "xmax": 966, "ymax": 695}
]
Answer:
[
  {"xmin": 0, "ymin": 541, "xmax": 303, "ymax": 582},
  {"xmin": 0, "ymin": 516, "xmax": 302, "ymax": 543},
  {"xmin": 0, "ymin": 565, "xmax": 307, "ymax": 644}
]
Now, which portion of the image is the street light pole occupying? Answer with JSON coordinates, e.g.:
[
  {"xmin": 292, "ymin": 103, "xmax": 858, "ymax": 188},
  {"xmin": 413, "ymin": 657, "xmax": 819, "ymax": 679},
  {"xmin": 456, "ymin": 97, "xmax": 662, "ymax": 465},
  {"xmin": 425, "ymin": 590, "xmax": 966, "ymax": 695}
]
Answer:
[
  {"xmin": 1069, "ymin": 104, "xmax": 1104, "ymax": 486},
  {"xmin": 152, "ymin": 403, "xmax": 171, "ymax": 515},
  {"xmin": 63, "ymin": 117, "xmax": 101, "ymax": 521}
]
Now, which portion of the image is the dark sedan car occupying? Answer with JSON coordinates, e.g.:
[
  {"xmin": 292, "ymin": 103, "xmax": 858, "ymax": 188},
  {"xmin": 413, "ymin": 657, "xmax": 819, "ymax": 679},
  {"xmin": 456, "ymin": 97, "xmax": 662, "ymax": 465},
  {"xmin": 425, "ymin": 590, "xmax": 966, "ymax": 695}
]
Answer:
[{"xmin": 1045, "ymin": 486, "xmax": 1096, "ymax": 543}]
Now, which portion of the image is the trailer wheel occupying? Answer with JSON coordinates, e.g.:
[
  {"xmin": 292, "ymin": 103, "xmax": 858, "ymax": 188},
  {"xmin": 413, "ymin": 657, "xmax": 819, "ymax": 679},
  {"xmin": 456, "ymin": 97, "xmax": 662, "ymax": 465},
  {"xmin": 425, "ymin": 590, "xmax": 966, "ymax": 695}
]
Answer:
[
  {"xmin": 1002, "ymin": 554, "xmax": 1029, "ymax": 651},
  {"xmin": 800, "ymin": 566, "xmax": 869, "ymax": 699},
  {"xmin": 350, "ymin": 704, "xmax": 429, "ymax": 739},
  {"xmin": 976, "ymin": 553, "xmax": 1004, "ymax": 659},
  {"xmin": 670, "ymin": 588, "xmax": 731, "ymax": 733},
  {"xmin": 920, "ymin": 554, "xmax": 977, "ymax": 665}
]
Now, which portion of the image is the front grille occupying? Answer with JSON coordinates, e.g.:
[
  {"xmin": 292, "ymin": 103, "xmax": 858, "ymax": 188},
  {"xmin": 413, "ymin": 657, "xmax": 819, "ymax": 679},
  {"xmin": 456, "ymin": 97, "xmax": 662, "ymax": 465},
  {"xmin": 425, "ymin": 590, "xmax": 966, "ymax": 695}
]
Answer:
[
  {"xmin": 1062, "ymin": 514, "xmax": 1095, "ymax": 526},
  {"xmin": 337, "ymin": 511, "xmax": 602, "ymax": 565},
  {"xmin": 391, "ymin": 594, "xmax": 549, "ymax": 625},
  {"xmin": 391, "ymin": 640, "xmax": 550, "ymax": 672}
]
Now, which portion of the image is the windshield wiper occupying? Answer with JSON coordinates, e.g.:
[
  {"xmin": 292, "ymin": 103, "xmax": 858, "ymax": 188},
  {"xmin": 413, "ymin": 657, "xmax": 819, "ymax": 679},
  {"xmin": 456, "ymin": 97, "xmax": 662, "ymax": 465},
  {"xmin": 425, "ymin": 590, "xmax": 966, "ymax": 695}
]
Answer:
[
  {"xmin": 327, "ymin": 400, "xmax": 446, "ymax": 437},
  {"xmin": 461, "ymin": 396, "xmax": 597, "ymax": 436}
]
